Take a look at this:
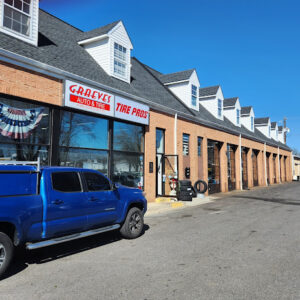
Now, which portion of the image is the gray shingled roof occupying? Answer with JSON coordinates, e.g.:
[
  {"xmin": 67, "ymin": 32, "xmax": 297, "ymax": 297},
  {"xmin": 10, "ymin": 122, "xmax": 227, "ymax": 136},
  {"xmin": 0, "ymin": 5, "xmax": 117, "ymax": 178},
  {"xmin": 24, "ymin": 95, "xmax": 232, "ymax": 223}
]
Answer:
[
  {"xmin": 223, "ymin": 97, "xmax": 238, "ymax": 107},
  {"xmin": 255, "ymin": 117, "xmax": 270, "ymax": 125},
  {"xmin": 0, "ymin": 9, "xmax": 291, "ymax": 152},
  {"xmin": 271, "ymin": 122, "xmax": 277, "ymax": 129},
  {"xmin": 241, "ymin": 106, "xmax": 252, "ymax": 115},
  {"xmin": 199, "ymin": 85, "xmax": 220, "ymax": 97},
  {"xmin": 159, "ymin": 69, "xmax": 194, "ymax": 84},
  {"xmin": 77, "ymin": 20, "xmax": 120, "ymax": 42}
]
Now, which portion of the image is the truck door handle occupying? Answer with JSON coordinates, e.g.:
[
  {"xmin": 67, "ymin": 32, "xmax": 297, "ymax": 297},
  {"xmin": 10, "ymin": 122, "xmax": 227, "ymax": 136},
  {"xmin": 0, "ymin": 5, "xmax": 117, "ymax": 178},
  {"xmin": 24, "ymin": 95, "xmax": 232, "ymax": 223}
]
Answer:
[
  {"xmin": 89, "ymin": 197, "xmax": 98, "ymax": 202},
  {"xmin": 52, "ymin": 199, "xmax": 63, "ymax": 205}
]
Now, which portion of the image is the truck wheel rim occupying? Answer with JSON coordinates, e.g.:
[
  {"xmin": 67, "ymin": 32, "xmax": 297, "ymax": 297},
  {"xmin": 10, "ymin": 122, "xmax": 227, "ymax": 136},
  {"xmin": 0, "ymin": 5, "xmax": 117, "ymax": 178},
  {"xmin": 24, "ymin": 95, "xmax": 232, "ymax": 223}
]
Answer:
[
  {"xmin": 129, "ymin": 213, "xmax": 142, "ymax": 233},
  {"xmin": 0, "ymin": 244, "xmax": 6, "ymax": 268}
]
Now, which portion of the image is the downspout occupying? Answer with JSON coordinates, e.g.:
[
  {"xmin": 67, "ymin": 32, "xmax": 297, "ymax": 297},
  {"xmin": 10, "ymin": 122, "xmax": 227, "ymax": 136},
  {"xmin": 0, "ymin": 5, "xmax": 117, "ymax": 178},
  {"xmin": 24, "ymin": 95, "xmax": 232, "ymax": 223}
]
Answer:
[
  {"xmin": 239, "ymin": 134, "xmax": 243, "ymax": 190},
  {"xmin": 264, "ymin": 142, "xmax": 268, "ymax": 186},
  {"xmin": 174, "ymin": 113, "xmax": 178, "ymax": 178},
  {"xmin": 278, "ymin": 147, "xmax": 281, "ymax": 183}
]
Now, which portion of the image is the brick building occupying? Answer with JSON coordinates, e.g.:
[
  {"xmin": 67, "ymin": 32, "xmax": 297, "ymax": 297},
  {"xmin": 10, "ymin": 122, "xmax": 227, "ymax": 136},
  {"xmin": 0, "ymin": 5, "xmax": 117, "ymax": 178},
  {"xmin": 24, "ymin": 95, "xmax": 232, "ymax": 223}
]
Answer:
[{"xmin": 0, "ymin": 2, "xmax": 292, "ymax": 202}]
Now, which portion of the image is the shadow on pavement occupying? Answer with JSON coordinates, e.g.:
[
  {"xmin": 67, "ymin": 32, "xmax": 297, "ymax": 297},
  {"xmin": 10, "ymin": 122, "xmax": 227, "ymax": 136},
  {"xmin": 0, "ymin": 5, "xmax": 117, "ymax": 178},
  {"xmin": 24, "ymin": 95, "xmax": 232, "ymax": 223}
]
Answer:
[
  {"xmin": 232, "ymin": 195, "xmax": 300, "ymax": 206},
  {"xmin": 1, "ymin": 224, "xmax": 150, "ymax": 280}
]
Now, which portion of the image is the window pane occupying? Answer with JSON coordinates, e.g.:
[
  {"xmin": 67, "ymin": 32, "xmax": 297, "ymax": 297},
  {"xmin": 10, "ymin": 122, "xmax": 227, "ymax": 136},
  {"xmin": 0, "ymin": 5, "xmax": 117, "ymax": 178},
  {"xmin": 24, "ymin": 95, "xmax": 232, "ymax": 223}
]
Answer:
[
  {"xmin": 3, "ymin": 17, "xmax": 12, "ymax": 29},
  {"xmin": 112, "ymin": 152, "xmax": 143, "ymax": 189},
  {"xmin": 58, "ymin": 148, "xmax": 108, "ymax": 175},
  {"xmin": 4, "ymin": 6, "xmax": 13, "ymax": 18},
  {"xmin": 52, "ymin": 172, "xmax": 81, "ymax": 192},
  {"xmin": 4, "ymin": 0, "xmax": 13, "ymax": 5},
  {"xmin": 197, "ymin": 137, "xmax": 202, "ymax": 156},
  {"xmin": 14, "ymin": 0, "xmax": 22, "ymax": 10},
  {"xmin": 23, "ymin": 3, "xmax": 30, "ymax": 14},
  {"xmin": 0, "ymin": 98, "xmax": 50, "ymax": 145},
  {"xmin": 84, "ymin": 172, "xmax": 111, "ymax": 191},
  {"xmin": 183, "ymin": 134, "xmax": 189, "ymax": 156},
  {"xmin": 59, "ymin": 111, "xmax": 108, "ymax": 150},
  {"xmin": 156, "ymin": 129, "xmax": 164, "ymax": 153},
  {"xmin": 113, "ymin": 121, "xmax": 144, "ymax": 152},
  {"xmin": 0, "ymin": 143, "xmax": 48, "ymax": 165},
  {"xmin": 12, "ymin": 20, "xmax": 21, "ymax": 33}
]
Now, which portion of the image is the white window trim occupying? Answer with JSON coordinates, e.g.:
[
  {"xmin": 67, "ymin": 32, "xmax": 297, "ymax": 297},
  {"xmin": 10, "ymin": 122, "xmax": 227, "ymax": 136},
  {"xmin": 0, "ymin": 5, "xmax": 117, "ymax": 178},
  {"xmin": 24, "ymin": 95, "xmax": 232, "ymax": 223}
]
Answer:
[
  {"xmin": 0, "ymin": 0, "xmax": 37, "ymax": 46},
  {"xmin": 113, "ymin": 42, "xmax": 127, "ymax": 79}
]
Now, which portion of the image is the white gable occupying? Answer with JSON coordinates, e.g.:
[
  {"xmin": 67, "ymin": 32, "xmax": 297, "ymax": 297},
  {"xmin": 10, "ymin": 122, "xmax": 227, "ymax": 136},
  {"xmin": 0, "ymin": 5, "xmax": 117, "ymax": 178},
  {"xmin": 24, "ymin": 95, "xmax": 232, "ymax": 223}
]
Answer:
[
  {"xmin": 0, "ymin": 0, "xmax": 39, "ymax": 46},
  {"xmin": 241, "ymin": 107, "xmax": 255, "ymax": 132},
  {"xmin": 80, "ymin": 21, "xmax": 133, "ymax": 83},
  {"xmin": 167, "ymin": 70, "xmax": 200, "ymax": 111},
  {"xmin": 256, "ymin": 119, "xmax": 271, "ymax": 138},
  {"xmin": 271, "ymin": 123, "xmax": 279, "ymax": 141},
  {"xmin": 199, "ymin": 86, "xmax": 224, "ymax": 120},
  {"xmin": 223, "ymin": 98, "xmax": 241, "ymax": 127}
]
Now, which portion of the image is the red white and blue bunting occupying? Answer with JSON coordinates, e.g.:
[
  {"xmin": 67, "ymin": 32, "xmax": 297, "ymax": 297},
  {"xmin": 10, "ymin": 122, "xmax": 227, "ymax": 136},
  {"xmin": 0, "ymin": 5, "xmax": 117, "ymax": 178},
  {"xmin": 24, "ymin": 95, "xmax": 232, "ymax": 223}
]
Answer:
[{"xmin": 0, "ymin": 102, "xmax": 44, "ymax": 139}]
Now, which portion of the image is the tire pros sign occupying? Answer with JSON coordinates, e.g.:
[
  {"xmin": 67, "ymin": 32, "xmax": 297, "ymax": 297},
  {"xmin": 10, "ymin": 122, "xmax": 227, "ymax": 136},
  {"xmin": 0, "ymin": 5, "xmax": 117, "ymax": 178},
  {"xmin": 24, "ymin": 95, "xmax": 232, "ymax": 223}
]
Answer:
[{"xmin": 64, "ymin": 80, "xmax": 149, "ymax": 125}]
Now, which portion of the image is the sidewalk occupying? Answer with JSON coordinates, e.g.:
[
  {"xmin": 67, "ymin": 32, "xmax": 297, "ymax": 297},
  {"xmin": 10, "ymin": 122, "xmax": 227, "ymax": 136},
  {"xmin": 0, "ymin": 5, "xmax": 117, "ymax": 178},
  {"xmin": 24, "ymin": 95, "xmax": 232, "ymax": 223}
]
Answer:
[{"xmin": 146, "ymin": 196, "xmax": 215, "ymax": 216}]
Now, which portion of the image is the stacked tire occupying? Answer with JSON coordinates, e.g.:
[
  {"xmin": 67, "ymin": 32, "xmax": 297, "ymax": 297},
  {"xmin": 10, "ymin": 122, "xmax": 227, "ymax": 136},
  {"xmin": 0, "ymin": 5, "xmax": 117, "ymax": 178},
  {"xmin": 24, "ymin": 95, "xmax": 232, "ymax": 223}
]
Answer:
[{"xmin": 177, "ymin": 180, "xmax": 196, "ymax": 201}]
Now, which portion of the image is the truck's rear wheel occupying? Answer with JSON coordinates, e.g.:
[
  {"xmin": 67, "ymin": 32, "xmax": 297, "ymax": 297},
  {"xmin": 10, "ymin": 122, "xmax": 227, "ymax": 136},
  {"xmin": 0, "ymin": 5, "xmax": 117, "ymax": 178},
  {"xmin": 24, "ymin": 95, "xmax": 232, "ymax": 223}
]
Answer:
[
  {"xmin": 120, "ymin": 207, "xmax": 144, "ymax": 239},
  {"xmin": 0, "ymin": 232, "xmax": 14, "ymax": 278}
]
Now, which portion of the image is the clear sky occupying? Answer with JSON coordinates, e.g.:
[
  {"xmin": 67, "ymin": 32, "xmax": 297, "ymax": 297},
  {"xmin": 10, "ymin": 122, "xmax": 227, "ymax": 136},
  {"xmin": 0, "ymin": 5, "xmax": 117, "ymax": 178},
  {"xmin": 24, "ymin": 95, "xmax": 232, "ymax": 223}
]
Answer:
[{"xmin": 40, "ymin": 0, "xmax": 300, "ymax": 151}]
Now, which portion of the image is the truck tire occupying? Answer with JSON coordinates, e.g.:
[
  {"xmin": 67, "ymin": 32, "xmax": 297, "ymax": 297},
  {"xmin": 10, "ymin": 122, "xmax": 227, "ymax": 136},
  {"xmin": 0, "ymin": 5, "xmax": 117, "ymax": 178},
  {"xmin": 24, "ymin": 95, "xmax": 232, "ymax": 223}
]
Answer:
[
  {"xmin": 179, "ymin": 180, "xmax": 192, "ymax": 187},
  {"xmin": 120, "ymin": 207, "xmax": 144, "ymax": 239},
  {"xmin": 0, "ymin": 232, "xmax": 14, "ymax": 278},
  {"xmin": 194, "ymin": 180, "xmax": 208, "ymax": 194}
]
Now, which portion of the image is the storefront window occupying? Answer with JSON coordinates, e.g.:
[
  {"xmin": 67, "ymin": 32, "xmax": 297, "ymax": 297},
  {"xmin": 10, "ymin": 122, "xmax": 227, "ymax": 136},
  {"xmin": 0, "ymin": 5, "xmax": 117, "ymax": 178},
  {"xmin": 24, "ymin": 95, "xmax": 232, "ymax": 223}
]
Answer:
[
  {"xmin": 58, "ymin": 148, "xmax": 108, "ymax": 175},
  {"xmin": 59, "ymin": 111, "xmax": 108, "ymax": 150},
  {"xmin": 0, "ymin": 97, "xmax": 50, "ymax": 164},
  {"xmin": 113, "ymin": 121, "xmax": 144, "ymax": 152},
  {"xmin": 112, "ymin": 152, "xmax": 143, "ymax": 189},
  {"xmin": 156, "ymin": 128, "xmax": 164, "ymax": 154}
]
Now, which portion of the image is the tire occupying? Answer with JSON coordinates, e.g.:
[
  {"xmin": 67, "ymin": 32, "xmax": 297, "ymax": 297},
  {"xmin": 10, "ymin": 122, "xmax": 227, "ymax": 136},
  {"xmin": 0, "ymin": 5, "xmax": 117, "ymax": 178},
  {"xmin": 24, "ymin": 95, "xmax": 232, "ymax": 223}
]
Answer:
[
  {"xmin": 177, "ymin": 191, "xmax": 193, "ymax": 197},
  {"xmin": 0, "ymin": 232, "xmax": 14, "ymax": 278},
  {"xmin": 194, "ymin": 180, "xmax": 208, "ymax": 194},
  {"xmin": 179, "ymin": 180, "xmax": 192, "ymax": 187},
  {"xmin": 120, "ymin": 207, "xmax": 144, "ymax": 239}
]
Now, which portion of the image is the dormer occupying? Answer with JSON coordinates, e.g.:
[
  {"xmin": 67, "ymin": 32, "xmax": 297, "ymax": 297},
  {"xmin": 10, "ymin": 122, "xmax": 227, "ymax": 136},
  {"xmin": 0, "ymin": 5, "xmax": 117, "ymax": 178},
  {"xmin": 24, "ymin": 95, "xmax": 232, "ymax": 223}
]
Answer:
[
  {"xmin": 241, "ymin": 106, "xmax": 255, "ymax": 132},
  {"xmin": 271, "ymin": 122, "xmax": 278, "ymax": 141},
  {"xmin": 199, "ymin": 85, "xmax": 224, "ymax": 120},
  {"xmin": 278, "ymin": 126, "xmax": 284, "ymax": 143},
  {"xmin": 159, "ymin": 69, "xmax": 200, "ymax": 111},
  {"xmin": 0, "ymin": 0, "xmax": 39, "ymax": 46},
  {"xmin": 223, "ymin": 97, "xmax": 241, "ymax": 127},
  {"xmin": 78, "ymin": 21, "xmax": 133, "ymax": 83},
  {"xmin": 255, "ymin": 117, "xmax": 271, "ymax": 138}
]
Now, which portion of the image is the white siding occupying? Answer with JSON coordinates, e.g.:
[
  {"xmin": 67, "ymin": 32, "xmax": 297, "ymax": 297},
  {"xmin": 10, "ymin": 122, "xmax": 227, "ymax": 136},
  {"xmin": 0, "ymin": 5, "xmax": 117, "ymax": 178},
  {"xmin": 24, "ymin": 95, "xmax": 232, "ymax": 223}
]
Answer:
[
  {"xmin": 256, "ymin": 120, "xmax": 271, "ymax": 138},
  {"xmin": 241, "ymin": 109, "xmax": 255, "ymax": 132},
  {"xmin": 110, "ymin": 22, "xmax": 132, "ymax": 83},
  {"xmin": 199, "ymin": 87, "xmax": 224, "ymax": 120},
  {"xmin": 223, "ymin": 99, "xmax": 241, "ymax": 126},
  {"xmin": 84, "ymin": 38, "xmax": 110, "ymax": 74},
  {"xmin": 271, "ymin": 124, "xmax": 278, "ymax": 141},
  {"xmin": 168, "ymin": 82, "xmax": 189, "ymax": 106},
  {"xmin": 278, "ymin": 132, "xmax": 285, "ymax": 143},
  {"xmin": 0, "ymin": 0, "xmax": 39, "ymax": 46}
]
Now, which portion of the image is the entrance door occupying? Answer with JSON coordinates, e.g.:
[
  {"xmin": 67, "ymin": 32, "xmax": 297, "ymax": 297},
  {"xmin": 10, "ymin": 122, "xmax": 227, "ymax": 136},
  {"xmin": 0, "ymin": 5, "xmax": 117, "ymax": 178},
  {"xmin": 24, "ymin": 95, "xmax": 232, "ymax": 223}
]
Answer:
[
  {"xmin": 242, "ymin": 148, "xmax": 248, "ymax": 189},
  {"xmin": 252, "ymin": 150, "xmax": 258, "ymax": 186},
  {"xmin": 227, "ymin": 144, "xmax": 236, "ymax": 191},
  {"xmin": 156, "ymin": 155, "xmax": 178, "ymax": 196},
  {"xmin": 207, "ymin": 140, "xmax": 221, "ymax": 194}
]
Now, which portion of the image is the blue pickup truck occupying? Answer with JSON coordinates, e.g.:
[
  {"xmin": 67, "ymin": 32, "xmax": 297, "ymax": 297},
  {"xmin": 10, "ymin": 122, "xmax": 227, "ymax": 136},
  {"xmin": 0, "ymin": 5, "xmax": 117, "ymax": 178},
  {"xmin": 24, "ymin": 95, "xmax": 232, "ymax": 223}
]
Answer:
[{"xmin": 0, "ymin": 164, "xmax": 147, "ymax": 277}]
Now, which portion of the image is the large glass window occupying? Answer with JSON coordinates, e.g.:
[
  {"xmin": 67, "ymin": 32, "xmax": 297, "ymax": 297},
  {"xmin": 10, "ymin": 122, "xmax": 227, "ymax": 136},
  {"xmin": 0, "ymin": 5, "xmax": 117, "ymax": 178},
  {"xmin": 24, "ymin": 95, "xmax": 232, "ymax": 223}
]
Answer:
[
  {"xmin": 58, "ymin": 111, "xmax": 109, "ymax": 175},
  {"xmin": 112, "ymin": 152, "xmax": 143, "ymax": 189},
  {"xmin": 3, "ymin": 0, "xmax": 31, "ymax": 36},
  {"xmin": 113, "ymin": 121, "xmax": 144, "ymax": 152},
  {"xmin": 197, "ymin": 137, "xmax": 202, "ymax": 156},
  {"xmin": 0, "ymin": 97, "xmax": 50, "ymax": 165}
]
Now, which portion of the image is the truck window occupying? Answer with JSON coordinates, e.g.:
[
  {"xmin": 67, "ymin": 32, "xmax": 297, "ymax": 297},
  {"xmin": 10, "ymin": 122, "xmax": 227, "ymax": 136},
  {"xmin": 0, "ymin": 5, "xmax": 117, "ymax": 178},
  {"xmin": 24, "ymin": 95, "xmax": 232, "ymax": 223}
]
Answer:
[
  {"xmin": 52, "ymin": 172, "xmax": 81, "ymax": 192},
  {"xmin": 83, "ymin": 172, "xmax": 111, "ymax": 191}
]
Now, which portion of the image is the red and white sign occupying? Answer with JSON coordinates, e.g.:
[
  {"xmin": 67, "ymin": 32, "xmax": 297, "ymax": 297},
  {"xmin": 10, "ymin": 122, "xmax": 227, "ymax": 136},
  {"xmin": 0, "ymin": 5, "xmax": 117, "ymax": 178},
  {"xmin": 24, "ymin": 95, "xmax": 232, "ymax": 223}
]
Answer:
[
  {"xmin": 64, "ymin": 80, "xmax": 114, "ymax": 117},
  {"xmin": 114, "ymin": 96, "xmax": 149, "ymax": 125}
]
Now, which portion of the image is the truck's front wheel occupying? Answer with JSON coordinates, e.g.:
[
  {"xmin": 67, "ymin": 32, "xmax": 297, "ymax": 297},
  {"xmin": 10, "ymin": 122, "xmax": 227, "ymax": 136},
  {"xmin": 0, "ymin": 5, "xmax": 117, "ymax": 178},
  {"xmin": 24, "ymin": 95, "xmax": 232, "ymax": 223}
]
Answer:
[
  {"xmin": 0, "ymin": 232, "xmax": 14, "ymax": 278},
  {"xmin": 120, "ymin": 207, "xmax": 144, "ymax": 239}
]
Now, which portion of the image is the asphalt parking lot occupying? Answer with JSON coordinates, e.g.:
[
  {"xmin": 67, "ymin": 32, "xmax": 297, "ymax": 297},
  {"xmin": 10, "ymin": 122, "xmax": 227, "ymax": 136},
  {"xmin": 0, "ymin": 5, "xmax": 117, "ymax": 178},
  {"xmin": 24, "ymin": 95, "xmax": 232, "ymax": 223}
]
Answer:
[{"xmin": 0, "ymin": 182, "xmax": 299, "ymax": 300}]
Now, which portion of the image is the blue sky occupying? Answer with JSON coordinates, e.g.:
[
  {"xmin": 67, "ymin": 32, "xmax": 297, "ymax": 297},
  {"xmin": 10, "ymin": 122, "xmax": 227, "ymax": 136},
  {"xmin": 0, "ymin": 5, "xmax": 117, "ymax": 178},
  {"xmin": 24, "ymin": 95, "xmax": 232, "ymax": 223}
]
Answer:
[{"xmin": 40, "ymin": 0, "xmax": 300, "ymax": 151}]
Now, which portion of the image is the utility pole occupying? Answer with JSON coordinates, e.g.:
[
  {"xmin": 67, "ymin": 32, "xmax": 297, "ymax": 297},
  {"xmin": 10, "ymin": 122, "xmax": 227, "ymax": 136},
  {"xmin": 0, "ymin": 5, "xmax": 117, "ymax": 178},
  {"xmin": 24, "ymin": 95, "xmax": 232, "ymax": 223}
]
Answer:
[{"xmin": 283, "ymin": 117, "xmax": 287, "ymax": 144}]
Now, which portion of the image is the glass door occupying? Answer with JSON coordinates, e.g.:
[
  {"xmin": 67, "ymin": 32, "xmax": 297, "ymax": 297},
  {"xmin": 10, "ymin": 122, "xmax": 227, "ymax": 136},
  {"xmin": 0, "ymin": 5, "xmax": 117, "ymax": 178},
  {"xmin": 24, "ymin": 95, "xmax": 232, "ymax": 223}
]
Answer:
[
  {"xmin": 227, "ymin": 144, "xmax": 236, "ymax": 191},
  {"xmin": 207, "ymin": 140, "xmax": 221, "ymax": 194},
  {"xmin": 242, "ymin": 148, "xmax": 248, "ymax": 189},
  {"xmin": 252, "ymin": 150, "xmax": 258, "ymax": 186}
]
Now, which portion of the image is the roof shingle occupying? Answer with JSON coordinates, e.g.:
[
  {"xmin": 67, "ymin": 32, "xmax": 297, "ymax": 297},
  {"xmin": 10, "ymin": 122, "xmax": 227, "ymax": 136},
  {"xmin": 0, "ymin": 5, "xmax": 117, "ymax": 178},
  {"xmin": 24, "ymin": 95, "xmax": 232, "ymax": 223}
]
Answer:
[
  {"xmin": 159, "ymin": 69, "xmax": 194, "ymax": 84},
  {"xmin": 199, "ymin": 85, "xmax": 220, "ymax": 97}
]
